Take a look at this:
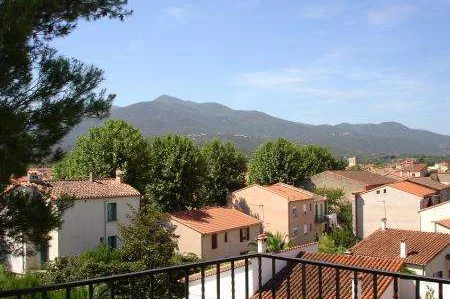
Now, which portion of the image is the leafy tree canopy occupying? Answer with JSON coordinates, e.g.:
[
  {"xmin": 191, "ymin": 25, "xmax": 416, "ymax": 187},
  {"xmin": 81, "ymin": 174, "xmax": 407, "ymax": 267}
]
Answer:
[
  {"xmin": 0, "ymin": 0, "xmax": 130, "ymax": 258},
  {"xmin": 298, "ymin": 145, "xmax": 340, "ymax": 177},
  {"xmin": 0, "ymin": 0, "xmax": 131, "ymax": 185},
  {"xmin": 53, "ymin": 119, "xmax": 149, "ymax": 191},
  {"xmin": 146, "ymin": 135, "xmax": 206, "ymax": 212},
  {"xmin": 248, "ymin": 138, "xmax": 303, "ymax": 185},
  {"xmin": 199, "ymin": 139, "xmax": 247, "ymax": 206}
]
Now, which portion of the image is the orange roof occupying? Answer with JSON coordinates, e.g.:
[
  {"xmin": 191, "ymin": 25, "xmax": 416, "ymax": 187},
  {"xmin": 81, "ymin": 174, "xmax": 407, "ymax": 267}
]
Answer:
[
  {"xmin": 436, "ymin": 218, "xmax": 450, "ymax": 229},
  {"xmin": 389, "ymin": 181, "xmax": 436, "ymax": 197},
  {"xmin": 253, "ymin": 251, "xmax": 403, "ymax": 299},
  {"xmin": 351, "ymin": 228, "xmax": 450, "ymax": 266},
  {"xmin": 401, "ymin": 163, "xmax": 428, "ymax": 172},
  {"xmin": 264, "ymin": 183, "xmax": 318, "ymax": 202},
  {"xmin": 170, "ymin": 207, "xmax": 262, "ymax": 234}
]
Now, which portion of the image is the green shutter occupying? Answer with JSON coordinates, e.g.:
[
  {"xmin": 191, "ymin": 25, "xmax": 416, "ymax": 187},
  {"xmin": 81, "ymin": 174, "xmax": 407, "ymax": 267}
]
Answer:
[{"xmin": 107, "ymin": 203, "xmax": 117, "ymax": 221}]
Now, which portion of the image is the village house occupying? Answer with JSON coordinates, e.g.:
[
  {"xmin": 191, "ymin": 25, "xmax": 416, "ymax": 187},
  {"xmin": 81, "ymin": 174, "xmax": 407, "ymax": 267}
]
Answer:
[
  {"xmin": 354, "ymin": 181, "xmax": 440, "ymax": 238},
  {"xmin": 419, "ymin": 201, "xmax": 450, "ymax": 233},
  {"xmin": 432, "ymin": 173, "xmax": 450, "ymax": 185},
  {"xmin": 229, "ymin": 183, "xmax": 326, "ymax": 246},
  {"xmin": 350, "ymin": 228, "xmax": 450, "ymax": 298},
  {"xmin": 306, "ymin": 170, "xmax": 396, "ymax": 202},
  {"xmin": 169, "ymin": 207, "xmax": 262, "ymax": 261},
  {"xmin": 407, "ymin": 177, "xmax": 450, "ymax": 202},
  {"xmin": 428, "ymin": 161, "xmax": 449, "ymax": 173},
  {"xmin": 5, "ymin": 170, "xmax": 141, "ymax": 274},
  {"xmin": 398, "ymin": 163, "xmax": 429, "ymax": 178}
]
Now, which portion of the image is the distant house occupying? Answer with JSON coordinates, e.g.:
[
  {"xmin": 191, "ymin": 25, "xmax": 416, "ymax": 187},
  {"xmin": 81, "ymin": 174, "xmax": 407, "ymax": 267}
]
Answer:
[
  {"xmin": 428, "ymin": 161, "xmax": 448, "ymax": 173},
  {"xmin": 169, "ymin": 207, "xmax": 262, "ymax": 261},
  {"xmin": 432, "ymin": 173, "xmax": 450, "ymax": 185},
  {"xmin": 306, "ymin": 170, "xmax": 396, "ymax": 202},
  {"xmin": 354, "ymin": 181, "xmax": 441, "ymax": 238},
  {"xmin": 407, "ymin": 177, "xmax": 449, "ymax": 202},
  {"xmin": 399, "ymin": 163, "xmax": 428, "ymax": 178},
  {"xmin": 5, "ymin": 170, "xmax": 141, "ymax": 274},
  {"xmin": 419, "ymin": 201, "xmax": 450, "ymax": 233},
  {"xmin": 254, "ymin": 251, "xmax": 404, "ymax": 299},
  {"xmin": 229, "ymin": 183, "xmax": 326, "ymax": 246}
]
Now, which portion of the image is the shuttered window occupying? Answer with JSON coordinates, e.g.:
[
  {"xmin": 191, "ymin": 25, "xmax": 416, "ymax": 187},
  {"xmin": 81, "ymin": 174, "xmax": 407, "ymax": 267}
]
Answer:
[
  {"xmin": 107, "ymin": 202, "xmax": 117, "ymax": 222},
  {"xmin": 212, "ymin": 234, "xmax": 218, "ymax": 249}
]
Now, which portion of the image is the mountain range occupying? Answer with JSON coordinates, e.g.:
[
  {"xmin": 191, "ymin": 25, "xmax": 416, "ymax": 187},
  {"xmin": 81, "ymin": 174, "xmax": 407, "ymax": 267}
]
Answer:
[{"xmin": 60, "ymin": 95, "xmax": 450, "ymax": 155}]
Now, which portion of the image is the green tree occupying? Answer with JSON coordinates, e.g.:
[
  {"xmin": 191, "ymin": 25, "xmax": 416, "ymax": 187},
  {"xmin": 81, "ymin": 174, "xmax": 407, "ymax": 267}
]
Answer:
[
  {"xmin": 249, "ymin": 138, "xmax": 303, "ymax": 185},
  {"xmin": 199, "ymin": 139, "xmax": 247, "ymax": 206},
  {"xmin": 330, "ymin": 227, "xmax": 357, "ymax": 249},
  {"xmin": 318, "ymin": 233, "xmax": 345, "ymax": 254},
  {"xmin": 298, "ymin": 145, "xmax": 338, "ymax": 177},
  {"xmin": 0, "ymin": 189, "xmax": 73, "ymax": 256},
  {"xmin": 53, "ymin": 119, "xmax": 149, "ymax": 191},
  {"xmin": 0, "ymin": 0, "xmax": 130, "ymax": 185},
  {"xmin": 0, "ymin": 0, "xmax": 130, "ymax": 263},
  {"xmin": 146, "ymin": 135, "xmax": 206, "ymax": 212}
]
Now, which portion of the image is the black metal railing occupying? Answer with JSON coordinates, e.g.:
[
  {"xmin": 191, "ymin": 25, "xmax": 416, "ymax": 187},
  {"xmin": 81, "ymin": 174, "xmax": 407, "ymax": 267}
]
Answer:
[{"xmin": 1, "ymin": 253, "xmax": 449, "ymax": 299}]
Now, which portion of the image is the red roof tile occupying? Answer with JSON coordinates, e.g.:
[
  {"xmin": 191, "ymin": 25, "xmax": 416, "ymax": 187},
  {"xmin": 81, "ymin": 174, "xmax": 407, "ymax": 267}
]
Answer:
[
  {"xmin": 435, "ymin": 218, "xmax": 450, "ymax": 229},
  {"xmin": 407, "ymin": 177, "xmax": 448, "ymax": 191},
  {"xmin": 264, "ymin": 183, "xmax": 320, "ymax": 202},
  {"xmin": 328, "ymin": 170, "xmax": 396, "ymax": 186},
  {"xmin": 350, "ymin": 228, "xmax": 450, "ymax": 266},
  {"xmin": 170, "ymin": 207, "xmax": 262, "ymax": 234},
  {"xmin": 253, "ymin": 252, "xmax": 404, "ymax": 299},
  {"xmin": 389, "ymin": 181, "xmax": 436, "ymax": 197}
]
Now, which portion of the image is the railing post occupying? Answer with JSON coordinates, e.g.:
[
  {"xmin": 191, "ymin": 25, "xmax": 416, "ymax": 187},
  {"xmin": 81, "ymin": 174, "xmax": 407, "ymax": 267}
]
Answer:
[
  {"xmin": 231, "ymin": 260, "xmax": 235, "ymax": 299},
  {"xmin": 245, "ymin": 257, "xmax": 249, "ymax": 299},
  {"xmin": 301, "ymin": 263, "xmax": 306, "ymax": 299},
  {"xmin": 216, "ymin": 262, "xmax": 221, "ymax": 299},
  {"xmin": 335, "ymin": 268, "xmax": 340, "ymax": 299},
  {"xmin": 201, "ymin": 266, "xmax": 205, "ymax": 299},
  {"xmin": 372, "ymin": 273, "xmax": 377, "ymax": 299},
  {"xmin": 184, "ymin": 268, "xmax": 189, "ymax": 299},
  {"xmin": 258, "ymin": 256, "xmax": 262, "ymax": 299}
]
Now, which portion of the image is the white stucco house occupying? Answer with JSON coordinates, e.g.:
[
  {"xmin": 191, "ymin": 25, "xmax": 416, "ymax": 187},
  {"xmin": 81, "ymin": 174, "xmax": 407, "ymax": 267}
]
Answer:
[
  {"xmin": 5, "ymin": 170, "xmax": 140, "ymax": 274},
  {"xmin": 354, "ymin": 181, "xmax": 441, "ymax": 238},
  {"xmin": 419, "ymin": 201, "xmax": 450, "ymax": 233}
]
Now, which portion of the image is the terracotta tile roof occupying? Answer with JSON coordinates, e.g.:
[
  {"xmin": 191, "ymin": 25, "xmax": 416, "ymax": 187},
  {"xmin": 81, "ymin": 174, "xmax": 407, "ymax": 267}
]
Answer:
[
  {"xmin": 436, "ymin": 173, "xmax": 450, "ymax": 183},
  {"xmin": 170, "ymin": 207, "xmax": 262, "ymax": 234},
  {"xmin": 329, "ymin": 171, "xmax": 396, "ymax": 186},
  {"xmin": 264, "ymin": 183, "xmax": 322, "ymax": 202},
  {"xmin": 389, "ymin": 181, "xmax": 436, "ymax": 197},
  {"xmin": 407, "ymin": 177, "xmax": 449, "ymax": 191},
  {"xmin": 48, "ymin": 179, "xmax": 140, "ymax": 200},
  {"xmin": 435, "ymin": 218, "xmax": 450, "ymax": 229},
  {"xmin": 350, "ymin": 228, "xmax": 450, "ymax": 266},
  {"xmin": 253, "ymin": 252, "xmax": 403, "ymax": 299},
  {"xmin": 401, "ymin": 163, "xmax": 428, "ymax": 172}
]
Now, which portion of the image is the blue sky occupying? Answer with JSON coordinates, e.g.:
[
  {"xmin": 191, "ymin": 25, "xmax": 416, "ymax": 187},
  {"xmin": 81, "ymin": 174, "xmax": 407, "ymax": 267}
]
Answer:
[{"xmin": 52, "ymin": 0, "xmax": 450, "ymax": 135}]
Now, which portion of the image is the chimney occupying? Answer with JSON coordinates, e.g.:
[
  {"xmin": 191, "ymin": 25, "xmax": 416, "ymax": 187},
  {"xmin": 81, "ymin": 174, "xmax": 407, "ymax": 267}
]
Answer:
[
  {"xmin": 352, "ymin": 272, "xmax": 362, "ymax": 299},
  {"xmin": 257, "ymin": 233, "xmax": 268, "ymax": 254},
  {"xmin": 89, "ymin": 172, "xmax": 94, "ymax": 182},
  {"xmin": 381, "ymin": 218, "xmax": 387, "ymax": 231},
  {"xmin": 400, "ymin": 240, "xmax": 407, "ymax": 258},
  {"xmin": 27, "ymin": 171, "xmax": 41, "ymax": 183},
  {"xmin": 115, "ymin": 169, "xmax": 124, "ymax": 183},
  {"xmin": 345, "ymin": 249, "xmax": 353, "ymax": 256}
]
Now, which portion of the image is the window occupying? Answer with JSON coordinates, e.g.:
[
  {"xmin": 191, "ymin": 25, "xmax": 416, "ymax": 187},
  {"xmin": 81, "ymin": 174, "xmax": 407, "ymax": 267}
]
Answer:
[
  {"xmin": 224, "ymin": 232, "xmax": 228, "ymax": 243},
  {"xmin": 383, "ymin": 189, "xmax": 387, "ymax": 194},
  {"xmin": 40, "ymin": 243, "xmax": 48, "ymax": 264},
  {"xmin": 293, "ymin": 227, "xmax": 298, "ymax": 236},
  {"xmin": 292, "ymin": 206, "xmax": 297, "ymax": 217},
  {"xmin": 107, "ymin": 236, "xmax": 117, "ymax": 249},
  {"xmin": 107, "ymin": 202, "xmax": 117, "ymax": 222},
  {"xmin": 309, "ymin": 203, "xmax": 312, "ymax": 211},
  {"xmin": 99, "ymin": 237, "xmax": 104, "ymax": 244},
  {"xmin": 433, "ymin": 271, "xmax": 443, "ymax": 278},
  {"xmin": 376, "ymin": 190, "xmax": 381, "ymax": 194},
  {"xmin": 303, "ymin": 204, "xmax": 307, "ymax": 213},
  {"xmin": 303, "ymin": 224, "xmax": 308, "ymax": 234},
  {"xmin": 310, "ymin": 223, "xmax": 313, "ymax": 231},
  {"xmin": 240, "ymin": 227, "xmax": 250, "ymax": 242},
  {"xmin": 212, "ymin": 234, "xmax": 218, "ymax": 249}
]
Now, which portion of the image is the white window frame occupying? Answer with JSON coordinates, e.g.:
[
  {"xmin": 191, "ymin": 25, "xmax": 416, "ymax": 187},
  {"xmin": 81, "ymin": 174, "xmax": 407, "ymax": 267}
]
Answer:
[
  {"xmin": 293, "ymin": 227, "xmax": 298, "ymax": 236},
  {"xmin": 303, "ymin": 224, "xmax": 308, "ymax": 234},
  {"xmin": 292, "ymin": 206, "xmax": 297, "ymax": 217}
]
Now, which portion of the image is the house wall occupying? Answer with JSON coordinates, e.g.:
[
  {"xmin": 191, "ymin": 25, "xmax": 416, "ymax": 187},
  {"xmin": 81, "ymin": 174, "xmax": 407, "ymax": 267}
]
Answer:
[
  {"xmin": 188, "ymin": 265, "xmax": 253, "ymax": 299},
  {"xmin": 230, "ymin": 186, "xmax": 289, "ymax": 238},
  {"xmin": 355, "ymin": 186, "xmax": 422, "ymax": 238},
  {"xmin": 419, "ymin": 202, "xmax": 450, "ymax": 232},
  {"xmin": 172, "ymin": 221, "xmax": 203, "ymax": 257},
  {"xmin": 423, "ymin": 246, "xmax": 450, "ymax": 279},
  {"xmin": 201, "ymin": 224, "xmax": 261, "ymax": 261},
  {"xmin": 307, "ymin": 171, "xmax": 367, "ymax": 202},
  {"xmin": 288, "ymin": 200, "xmax": 325, "ymax": 245},
  {"xmin": 52, "ymin": 196, "xmax": 140, "ymax": 258}
]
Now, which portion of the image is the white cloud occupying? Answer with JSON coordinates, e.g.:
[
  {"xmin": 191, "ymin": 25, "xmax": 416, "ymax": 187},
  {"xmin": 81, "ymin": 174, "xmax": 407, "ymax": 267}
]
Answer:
[
  {"xmin": 300, "ymin": 4, "xmax": 345, "ymax": 19},
  {"xmin": 367, "ymin": 4, "xmax": 417, "ymax": 27},
  {"xmin": 160, "ymin": 6, "xmax": 190, "ymax": 25}
]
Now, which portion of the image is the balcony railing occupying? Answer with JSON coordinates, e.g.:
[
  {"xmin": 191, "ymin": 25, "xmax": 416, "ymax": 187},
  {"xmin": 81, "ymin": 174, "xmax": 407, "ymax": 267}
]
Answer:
[{"xmin": 0, "ymin": 253, "xmax": 449, "ymax": 299}]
